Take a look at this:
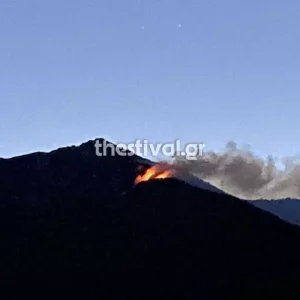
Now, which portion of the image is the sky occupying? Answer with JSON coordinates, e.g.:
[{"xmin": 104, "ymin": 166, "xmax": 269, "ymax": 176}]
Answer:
[{"xmin": 1, "ymin": 0, "xmax": 300, "ymax": 161}]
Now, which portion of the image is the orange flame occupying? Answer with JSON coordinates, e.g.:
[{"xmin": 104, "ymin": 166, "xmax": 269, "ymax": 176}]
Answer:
[{"xmin": 134, "ymin": 163, "xmax": 175, "ymax": 185}]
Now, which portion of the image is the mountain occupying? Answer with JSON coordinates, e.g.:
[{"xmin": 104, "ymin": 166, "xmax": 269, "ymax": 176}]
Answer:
[
  {"xmin": 1, "ymin": 138, "xmax": 300, "ymax": 297},
  {"xmin": 175, "ymin": 171, "xmax": 225, "ymax": 194},
  {"xmin": 0, "ymin": 138, "xmax": 220, "ymax": 207},
  {"xmin": 249, "ymin": 198, "xmax": 300, "ymax": 226}
]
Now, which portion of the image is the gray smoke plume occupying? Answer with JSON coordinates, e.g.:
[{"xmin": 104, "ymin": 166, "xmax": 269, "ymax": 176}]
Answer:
[{"xmin": 173, "ymin": 141, "xmax": 300, "ymax": 200}]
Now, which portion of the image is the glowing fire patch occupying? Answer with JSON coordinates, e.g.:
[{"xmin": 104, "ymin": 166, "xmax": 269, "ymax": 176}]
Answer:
[{"xmin": 134, "ymin": 163, "xmax": 175, "ymax": 185}]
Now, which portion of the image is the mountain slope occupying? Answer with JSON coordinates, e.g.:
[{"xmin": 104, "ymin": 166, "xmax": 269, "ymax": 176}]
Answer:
[
  {"xmin": 1, "ymin": 139, "xmax": 300, "ymax": 296},
  {"xmin": 121, "ymin": 179, "xmax": 300, "ymax": 293}
]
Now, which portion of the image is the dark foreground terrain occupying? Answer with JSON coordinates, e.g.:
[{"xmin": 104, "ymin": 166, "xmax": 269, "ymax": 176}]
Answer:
[{"xmin": 1, "ymin": 139, "xmax": 300, "ymax": 297}]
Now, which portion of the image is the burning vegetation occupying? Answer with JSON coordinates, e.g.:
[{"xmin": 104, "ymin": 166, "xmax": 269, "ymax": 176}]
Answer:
[{"xmin": 134, "ymin": 163, "xmax": 176, "ymax": 185}]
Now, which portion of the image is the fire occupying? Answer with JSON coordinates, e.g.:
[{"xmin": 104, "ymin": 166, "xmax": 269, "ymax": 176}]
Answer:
[{"xmin": 134, "ymin": 163, "xmax": 175, "ymax": 185}]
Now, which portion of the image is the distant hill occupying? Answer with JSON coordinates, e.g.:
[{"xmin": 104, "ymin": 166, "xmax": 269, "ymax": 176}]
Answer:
[{"xmin": 250, "ymin": 198, "xmax": 300, "ymax": 226}]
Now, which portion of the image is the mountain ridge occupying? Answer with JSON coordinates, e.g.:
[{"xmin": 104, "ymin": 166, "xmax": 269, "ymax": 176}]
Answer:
[{"xmin": 2, "ymin": 138, "xmax": 300, "ymax": 225}]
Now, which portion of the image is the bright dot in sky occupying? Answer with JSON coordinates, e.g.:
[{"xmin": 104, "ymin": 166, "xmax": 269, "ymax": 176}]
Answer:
[{"xmin": 178, "ymin": 24, "xmax": 182, "ymax": 28}]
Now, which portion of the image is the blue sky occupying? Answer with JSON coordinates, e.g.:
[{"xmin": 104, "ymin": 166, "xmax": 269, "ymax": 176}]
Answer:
[{"xmin": 1, "ymin": 0, "xmax": 300, "ymax": 161}]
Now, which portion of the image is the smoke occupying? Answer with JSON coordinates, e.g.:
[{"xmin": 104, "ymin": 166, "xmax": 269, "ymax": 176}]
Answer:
[{"xmin": 172, "ymin": 141, "xmax": 300, "ymax": 200}]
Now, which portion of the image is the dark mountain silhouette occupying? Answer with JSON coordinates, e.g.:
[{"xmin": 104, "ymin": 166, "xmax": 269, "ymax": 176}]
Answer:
[{"xmin": 1, "ymin": 138, "xmax": 300, "ymax": 297}]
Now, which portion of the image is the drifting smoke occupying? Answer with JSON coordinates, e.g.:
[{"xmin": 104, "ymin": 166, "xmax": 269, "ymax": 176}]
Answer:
[{"xmin": 173, "ymin": 141, "xmax": 300, "ymax": 200}]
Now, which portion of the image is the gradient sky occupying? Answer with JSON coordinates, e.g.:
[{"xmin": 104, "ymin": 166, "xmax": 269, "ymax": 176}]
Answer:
[{"xmin": 1, "ymin": 0, "xmax": 300, "ymax": 161}]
